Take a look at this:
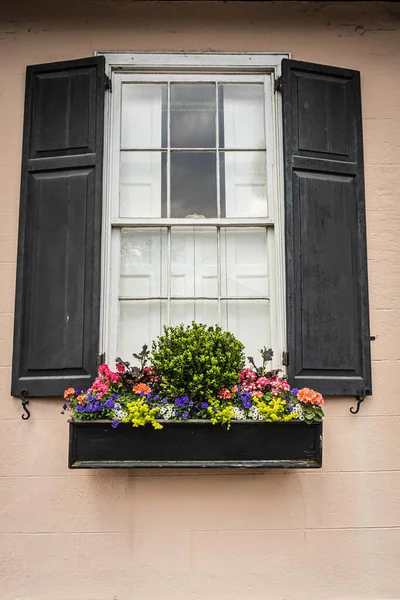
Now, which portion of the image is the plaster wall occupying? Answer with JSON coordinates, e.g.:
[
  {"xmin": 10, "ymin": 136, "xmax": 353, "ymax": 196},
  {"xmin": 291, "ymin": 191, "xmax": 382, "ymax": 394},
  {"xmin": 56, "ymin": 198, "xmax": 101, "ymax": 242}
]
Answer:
[{"xmin": 0, "ymin": 1, "xmax": 400, "ymax": 598}]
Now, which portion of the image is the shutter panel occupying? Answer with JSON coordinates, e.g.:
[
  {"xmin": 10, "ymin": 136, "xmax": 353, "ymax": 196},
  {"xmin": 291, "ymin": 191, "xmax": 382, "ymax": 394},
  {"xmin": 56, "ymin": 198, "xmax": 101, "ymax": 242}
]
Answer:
[
  {"xmin": 282, "ymin": 59, "xmax": 371, "ymax": 397},
  {"xmin": 12, "ymin": 57, "xmax": 105, "ymax": 397}
]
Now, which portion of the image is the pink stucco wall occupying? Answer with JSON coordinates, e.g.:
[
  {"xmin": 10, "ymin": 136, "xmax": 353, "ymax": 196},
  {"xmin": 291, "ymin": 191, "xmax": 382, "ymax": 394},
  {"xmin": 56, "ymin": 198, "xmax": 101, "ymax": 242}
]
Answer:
[{"xmin": 1, "ymin": 1, "xmax": 400, "ymax": 598}]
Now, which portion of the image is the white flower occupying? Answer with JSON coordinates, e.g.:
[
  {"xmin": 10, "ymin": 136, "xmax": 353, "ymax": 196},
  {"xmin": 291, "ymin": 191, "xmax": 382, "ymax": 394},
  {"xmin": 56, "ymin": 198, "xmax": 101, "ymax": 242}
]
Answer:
[
  {"xmin": 112, "ymin": 408, "xmax": 128, "ymax": 421},
  {"xmin": 248, "ymin": 406, "xmax": 260, "ymax": 420},
  {"xmin": 158, "ymin": 405, "xmax": 174, "ymax": 420},
  {"xmin": 232, "ymin": 407, "xmax": 246, "ymax": 420}
]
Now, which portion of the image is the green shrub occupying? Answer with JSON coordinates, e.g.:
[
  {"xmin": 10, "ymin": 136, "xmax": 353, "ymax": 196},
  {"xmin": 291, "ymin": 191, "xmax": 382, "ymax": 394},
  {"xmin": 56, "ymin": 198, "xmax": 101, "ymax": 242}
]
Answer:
[{"xmin": 151, "ymin": 322, "xmax": 245, "ymax": 403}]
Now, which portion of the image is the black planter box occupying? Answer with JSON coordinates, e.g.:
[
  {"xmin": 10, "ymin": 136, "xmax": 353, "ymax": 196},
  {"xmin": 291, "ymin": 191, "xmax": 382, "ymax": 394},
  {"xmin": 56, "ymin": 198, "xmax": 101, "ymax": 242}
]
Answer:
[{"xmin": 68, "ymin": 420, "xmax": 322, "ymax": 469}]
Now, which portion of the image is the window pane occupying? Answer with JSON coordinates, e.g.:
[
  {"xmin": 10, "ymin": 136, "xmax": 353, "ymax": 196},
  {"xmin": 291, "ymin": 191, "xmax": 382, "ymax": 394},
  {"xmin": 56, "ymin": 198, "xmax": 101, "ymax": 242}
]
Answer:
[
  {"xmin": 170, "ymin": 84, "xmax": 216, "ymax": 148},
  {"xmin": 171, "ymin": 152, "xmax": 217, "ymax": 218},
  {"xmin": 118, "ymin": 300, "xmax": 167, "ymax": 359},
  {"xmin": 221, "ymin": 151, "xmax": 268, "ymax": 218},
  {"xmin": 171, "ymin": 227, "xmax": 218, "ymax": 297},
  {"xmin": 170, "ymin": 300, "xmax": 218, "ymax": 328},
  {"xmin": 121, "ymin": 84, "xmax": 167, "ymax": 149},
  {"xmin": 219, "ymin": 84, "xmax": 265, "ymax": 149},
  {"xmin": 221, "ymin": 228, "xmax": 269, "ymax": 297},
  {"xmin": 222, "ymin": 300, "xmax": 270, "ymax": 359},
  {"xmin": 120, "ymin": 152, "xmax": 166, "ymax": 218},
  {"xmin": 120, "ymin": 228, "xmax": 167, "ymax": 297}
]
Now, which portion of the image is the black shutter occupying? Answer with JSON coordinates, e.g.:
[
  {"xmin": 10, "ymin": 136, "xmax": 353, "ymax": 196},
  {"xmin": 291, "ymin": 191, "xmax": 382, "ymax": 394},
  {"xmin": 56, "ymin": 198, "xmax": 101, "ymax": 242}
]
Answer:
[
  {"xmin": 12, "ymin": 57, "xmax": 105, "ymax": 397},
  {"xmin": 282, "ymin": 59, "xmax": 371, "ymax": 397}
]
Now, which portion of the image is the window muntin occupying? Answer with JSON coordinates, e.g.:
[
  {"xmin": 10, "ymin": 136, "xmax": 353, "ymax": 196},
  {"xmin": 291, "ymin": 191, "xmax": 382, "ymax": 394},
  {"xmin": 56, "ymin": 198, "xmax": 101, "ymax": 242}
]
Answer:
[{"xmin": 105, "ymin": 66, "xmax": 284, "ymax": 364}]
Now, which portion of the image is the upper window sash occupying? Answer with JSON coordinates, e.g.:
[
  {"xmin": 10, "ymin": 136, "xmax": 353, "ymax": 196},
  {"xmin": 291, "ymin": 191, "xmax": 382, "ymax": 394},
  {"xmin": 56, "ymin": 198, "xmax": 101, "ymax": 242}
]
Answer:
[{"xmin": 109, "ymin": 72, "xmax": 277, "ymax": 225}]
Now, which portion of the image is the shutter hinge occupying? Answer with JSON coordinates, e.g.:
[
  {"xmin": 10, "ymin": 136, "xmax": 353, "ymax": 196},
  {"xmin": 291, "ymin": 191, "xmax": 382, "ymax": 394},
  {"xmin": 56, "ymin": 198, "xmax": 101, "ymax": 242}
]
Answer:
[
  {"xmin": 97, "ymin": 352, "xmax": 106, "ymax": 366},
  {"xmin": 105, "ymin": 74, "xmax": 112, "ymax": 93},
  {"xmin": 350, "ymin": 388, "xmax": 372, "ymax": 415},
  {"xmin": 18, "ymin": 389, "xmax": 30, "ymax": 420},
  {"xmin": 282, "ymin": 351, "xmax": 289, "ymax": 367},
  {"xmin": 274, "ymin": 76, "xmax": 283, "ymax": 93}
]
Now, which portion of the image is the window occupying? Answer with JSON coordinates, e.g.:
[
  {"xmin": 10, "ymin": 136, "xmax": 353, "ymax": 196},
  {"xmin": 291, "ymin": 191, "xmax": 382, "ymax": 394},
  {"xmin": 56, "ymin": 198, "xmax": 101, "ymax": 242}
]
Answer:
[
  {"xmin": 12, "ymin": 53, "xmax": 371, "ymax": 399},
  {"xmin": 102, "ymin": 54, "xmax": 287, "ymax": 366}
]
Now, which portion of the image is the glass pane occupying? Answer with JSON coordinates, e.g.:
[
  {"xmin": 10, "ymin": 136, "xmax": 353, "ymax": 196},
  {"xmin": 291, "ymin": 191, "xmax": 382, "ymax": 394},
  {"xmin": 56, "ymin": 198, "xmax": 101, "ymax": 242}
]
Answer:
[
  {"xmin": 171, "ymin": 152, "xmax": 217, "ymax": 218},
  {"xmin": 171, "ymin": 227, "xmax": 218, "ymax": 297},
  {"xmin": 120, "ymin": 152, "xmax": 165, "ymax": 218},
  {"xmin": 221, "ymin": 228, "xmax": 269, "ymax": 297},
  {"xmin": 121, "ymin": 84, "xmax": 167, "ymax": 149},
  {"xmin": 222, "ymin": 300, "xmax": 270, "ymax": 359},
  {"xmin": 221, "ymin": 151, "xmax": 268, "ymax": 218},
  {"xmin": 219, "ymin": 84, "xmax": 265, "ymax": 149},
  {"xmin": 170, "ymin": 300, "xmax": 218, "ymax": 328},
  {"xmin": 119, "ymin": 228, "xmax": 167, "ymax": 297},
  {"xmin": 118, "ymin": 300, "xmax": 167, "ymax": 360},
  {"xmin": 170, "ymin": 84, "xmax": 216, "ymax": 148}
]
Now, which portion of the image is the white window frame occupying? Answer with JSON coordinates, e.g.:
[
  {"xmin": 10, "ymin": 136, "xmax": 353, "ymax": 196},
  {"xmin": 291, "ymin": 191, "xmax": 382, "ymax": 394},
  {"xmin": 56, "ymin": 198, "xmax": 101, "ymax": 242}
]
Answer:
[{"xmin": 97, "ymin": 52, "xmax": 289, "ymax": 371}]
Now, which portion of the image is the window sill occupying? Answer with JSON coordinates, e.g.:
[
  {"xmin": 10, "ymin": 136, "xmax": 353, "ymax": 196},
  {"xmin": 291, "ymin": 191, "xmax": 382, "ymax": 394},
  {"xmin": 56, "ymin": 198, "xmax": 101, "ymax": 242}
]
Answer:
[{"xmin": 68, "ymin": 420, "xmax": 322, "ymax": 469}]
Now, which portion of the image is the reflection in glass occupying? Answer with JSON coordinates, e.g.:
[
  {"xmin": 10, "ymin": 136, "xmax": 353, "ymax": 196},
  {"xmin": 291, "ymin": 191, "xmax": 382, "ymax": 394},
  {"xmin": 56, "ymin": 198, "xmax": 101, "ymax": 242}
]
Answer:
[
  {"xmin": 121, "ymin": 84, "xmax": 167, "ymax": 149},
  {"xmin": 221, "ymin": 152, "xmax": 268, "ymax": 218},
  {"xmin": 120, "ymin": 152, "xmax": 165, "ymax": 218},
  {"xmin": 171, "ymin": 227, "xmax": 218, "ymax": 297},
  {"xmin": 219, "ymin": 84, "xmax": 265, "ymax": 149},
  {"xmin": 171, "ymin": 152, "xmax": 217, "ymax": 218},
  {"xmin": 118, "ymin": 300, "xmax": 167, "ymax": 359},
  {"xmin": 221, "ymin": 299, "xmax": 270, "ymax": 360},
  {"xmin": 170, "ymin": 84, "xmax": 216, "ymax": 149},
  {"xmin": 221, "ymin": 228, "xmax": 269, "ymax": 298},
  {"xmin": 119, "ymin": 228, "xmax": 167, "ymax": 297},
  {"xmin": 170, "ymin": 300, "xmax": 218, "ymax": 328}
]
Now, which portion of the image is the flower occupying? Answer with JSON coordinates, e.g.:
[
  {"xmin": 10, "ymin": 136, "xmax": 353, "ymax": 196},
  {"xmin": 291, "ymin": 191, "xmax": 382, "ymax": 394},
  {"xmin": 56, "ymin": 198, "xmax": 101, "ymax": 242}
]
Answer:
[
  {"xmin": 218, "ymin": 388, "xmax": 231, "ymax": 399},
  {"xmin": 111, "ymin": 420, "xmax": 119, "ymax": 429},
  {"xmin": 64, "ymin": 387, "xmax": 75, "ymax": 399},
  {"xmin": 133, "ymin": 383, "xmax": 151, "ymax": 395},
  {"xmin": 297, "ymin": 388, "xmax": 324, "ymax": 407}
]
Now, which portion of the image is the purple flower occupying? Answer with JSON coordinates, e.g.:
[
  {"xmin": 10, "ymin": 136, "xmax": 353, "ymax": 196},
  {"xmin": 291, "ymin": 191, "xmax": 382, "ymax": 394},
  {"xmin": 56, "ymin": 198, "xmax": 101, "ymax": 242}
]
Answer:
[
  {"xmin": 201, "ymin": 401, "xmax": 209, "ymax": 409},
  {"xmin": 291, "ymin": 388, "xmax": 299, "ymax": 396},
  {"xmin": 76, "ymin": 405, "xmax": 85, "ymax": 413},
  {"xmin": 105, "ymin": 399, "xmax": 115, "ymax": 409},
  {"xmin": 62, "ymin": 403, "xmax": 68, "ymax": 410},
  {"xmin": 111, "ymin": 420, "xmax": 119, "ymax": 429},
  {"xmin": 182, "ymin": 412, "xmax": 189, "ymax": 420},
  {"xmin": 60, "ymin": 411, "xmax": 64, "ymax": 415}
]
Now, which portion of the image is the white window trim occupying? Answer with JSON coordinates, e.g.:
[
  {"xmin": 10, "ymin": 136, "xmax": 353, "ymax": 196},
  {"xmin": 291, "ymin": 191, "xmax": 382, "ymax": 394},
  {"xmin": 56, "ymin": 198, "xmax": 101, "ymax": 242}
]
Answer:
[{"xmin": 97, "ymin": 52, "xmax": 289, "ymax": 371}]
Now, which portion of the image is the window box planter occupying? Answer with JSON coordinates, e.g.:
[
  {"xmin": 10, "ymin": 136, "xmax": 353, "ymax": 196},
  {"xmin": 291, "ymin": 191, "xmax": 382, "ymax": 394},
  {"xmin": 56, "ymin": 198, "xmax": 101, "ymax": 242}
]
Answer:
[{"xmin": 68, "ymin": 419, "xmax": 322, "ymax": 469}]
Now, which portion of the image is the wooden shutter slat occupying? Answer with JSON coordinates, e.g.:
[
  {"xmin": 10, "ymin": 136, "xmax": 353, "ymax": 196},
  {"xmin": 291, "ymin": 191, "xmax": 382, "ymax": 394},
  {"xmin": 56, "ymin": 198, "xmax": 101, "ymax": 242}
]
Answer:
[
  {"xmin": 12, "ymin": 56, "xmax": 105, "ymax": 397},
  {"xmin": 282, "ymin": 59, "xmax": 371, "ymax": 397}
]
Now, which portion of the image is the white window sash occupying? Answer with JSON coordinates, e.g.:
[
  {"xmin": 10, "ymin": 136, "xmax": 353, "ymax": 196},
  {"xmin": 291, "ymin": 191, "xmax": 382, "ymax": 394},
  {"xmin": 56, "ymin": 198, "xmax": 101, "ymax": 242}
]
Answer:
[{"xmin": 99, "ymin": 52, "xmax": 288, "ymax": 371}]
